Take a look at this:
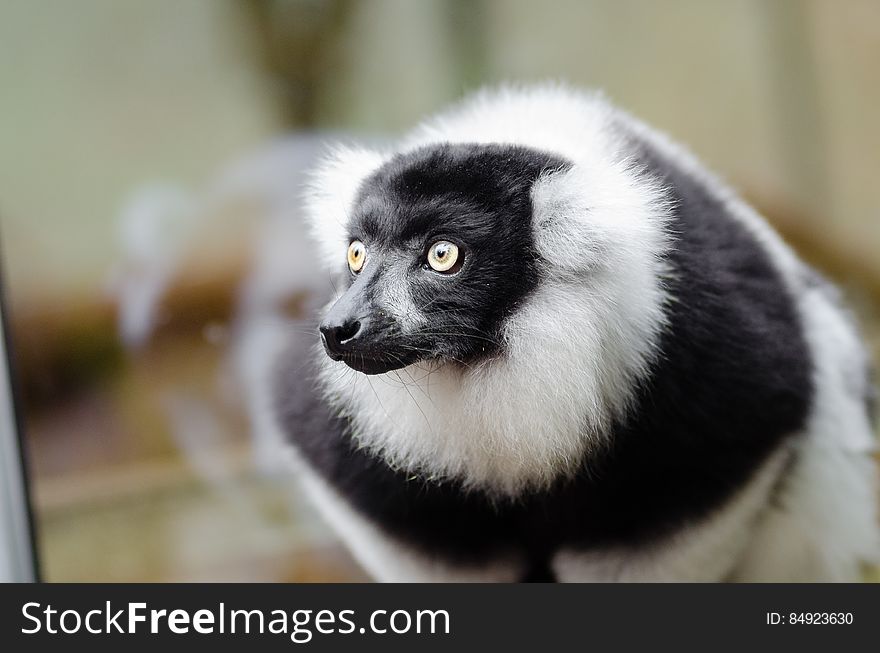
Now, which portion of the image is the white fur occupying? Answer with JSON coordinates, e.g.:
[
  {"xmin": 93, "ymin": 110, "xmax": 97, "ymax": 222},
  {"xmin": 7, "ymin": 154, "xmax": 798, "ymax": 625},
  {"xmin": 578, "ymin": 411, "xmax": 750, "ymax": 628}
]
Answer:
[
  {"xmin": 309, "ymin": 85, "xmax": 672, "ymax": 495},
  {"xmin": 303, "ymin": 144, "xmax": 386, "ymax": 270}
]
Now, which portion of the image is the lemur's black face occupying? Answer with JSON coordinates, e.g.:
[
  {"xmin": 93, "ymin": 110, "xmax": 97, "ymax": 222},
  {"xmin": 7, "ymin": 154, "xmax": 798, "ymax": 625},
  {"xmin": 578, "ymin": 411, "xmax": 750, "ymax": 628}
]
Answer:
[{"xmin": 319, "ymin": 143, "xmax": 568, "ymax": 374}]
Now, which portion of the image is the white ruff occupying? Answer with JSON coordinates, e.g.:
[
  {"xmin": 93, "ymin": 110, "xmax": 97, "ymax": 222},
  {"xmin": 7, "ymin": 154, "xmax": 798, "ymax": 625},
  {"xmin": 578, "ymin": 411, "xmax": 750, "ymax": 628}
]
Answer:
[{"xmin": 310, "ymin": 85, "xmax": 672, "ymax": 495}]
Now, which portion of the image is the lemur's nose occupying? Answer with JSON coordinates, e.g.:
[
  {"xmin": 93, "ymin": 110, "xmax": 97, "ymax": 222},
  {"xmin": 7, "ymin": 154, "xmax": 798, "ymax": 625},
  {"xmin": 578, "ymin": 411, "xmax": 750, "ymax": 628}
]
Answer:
[{"xmin": 319, "ymin": 319, "xmax": 362, "ymax": 359}]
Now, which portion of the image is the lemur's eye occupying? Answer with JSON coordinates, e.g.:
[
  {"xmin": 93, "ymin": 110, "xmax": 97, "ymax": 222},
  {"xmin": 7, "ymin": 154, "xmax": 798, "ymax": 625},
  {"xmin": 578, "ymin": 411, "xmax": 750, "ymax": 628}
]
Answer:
[
  {"xmin": 427, "ymin": 241, "xmax": 461, "ymax": 273},
  {"xmin": 347, "ymin": 240, "xmax": 366, "ymax": 273}
]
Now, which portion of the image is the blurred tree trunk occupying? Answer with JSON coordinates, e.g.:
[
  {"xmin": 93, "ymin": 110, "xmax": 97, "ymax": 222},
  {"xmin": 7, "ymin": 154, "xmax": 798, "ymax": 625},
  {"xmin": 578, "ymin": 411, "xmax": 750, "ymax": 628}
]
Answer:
[{"xmin": 244, "ymin": 0, "xmax": 355, "ymax": 128}]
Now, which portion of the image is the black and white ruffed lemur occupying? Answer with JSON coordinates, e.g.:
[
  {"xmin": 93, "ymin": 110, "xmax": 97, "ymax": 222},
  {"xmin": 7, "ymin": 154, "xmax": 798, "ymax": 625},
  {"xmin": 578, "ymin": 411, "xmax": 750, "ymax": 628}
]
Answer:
[{"xmin": 270, "ymin": 85, "xmax": 879, "ymax": 582}]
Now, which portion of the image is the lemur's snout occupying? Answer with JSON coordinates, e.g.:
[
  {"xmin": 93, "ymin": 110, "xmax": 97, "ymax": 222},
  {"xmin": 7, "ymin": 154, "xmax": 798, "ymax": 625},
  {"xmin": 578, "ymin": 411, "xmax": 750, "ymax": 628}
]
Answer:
[
  {"xmin": 319, "ymin": 285, "xmax": 416, "ymax": 375},
  {"xmin": 319, "ymin": 319, "xmax": 363, "ymax": 360},
  {"xmin": 320, "ymin": 279, "xmax": 371, "ymax": 361},
  {"xmin": 320, "ymin": 313, "xmax": 406, "ymax": 375}
]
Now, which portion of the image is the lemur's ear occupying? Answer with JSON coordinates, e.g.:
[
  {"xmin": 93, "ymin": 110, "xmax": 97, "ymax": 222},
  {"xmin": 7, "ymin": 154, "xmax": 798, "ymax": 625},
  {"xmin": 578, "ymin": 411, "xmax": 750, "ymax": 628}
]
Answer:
[
  {"xmin": 304, "ymin": 145, "xmax": 386, "ymax": 270},
  {"xmin": 530, "ymin": 161, "xmax": 672, "ymax": 274}
]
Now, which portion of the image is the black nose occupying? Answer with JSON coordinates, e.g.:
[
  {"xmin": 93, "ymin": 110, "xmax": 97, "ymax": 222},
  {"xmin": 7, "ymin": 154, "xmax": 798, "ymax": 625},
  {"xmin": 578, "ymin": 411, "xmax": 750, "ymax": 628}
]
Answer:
[{"xmin": 319, "ymin": 320, "xmax": 362, "ymax": 359}]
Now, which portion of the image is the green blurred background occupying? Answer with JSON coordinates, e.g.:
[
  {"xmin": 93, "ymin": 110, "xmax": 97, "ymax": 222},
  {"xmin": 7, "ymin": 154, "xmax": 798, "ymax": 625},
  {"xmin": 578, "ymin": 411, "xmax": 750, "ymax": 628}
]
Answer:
[{"xmin": 0, "ymin": 0, "xmax": 877, "ymax": 581}]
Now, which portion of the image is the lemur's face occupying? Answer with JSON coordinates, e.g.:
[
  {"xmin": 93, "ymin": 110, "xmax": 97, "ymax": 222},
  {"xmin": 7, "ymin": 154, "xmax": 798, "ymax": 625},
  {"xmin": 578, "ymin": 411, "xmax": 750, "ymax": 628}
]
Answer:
[{"xmin": 319, "ymin": 143, "xmax": 567, "ymax": 374}]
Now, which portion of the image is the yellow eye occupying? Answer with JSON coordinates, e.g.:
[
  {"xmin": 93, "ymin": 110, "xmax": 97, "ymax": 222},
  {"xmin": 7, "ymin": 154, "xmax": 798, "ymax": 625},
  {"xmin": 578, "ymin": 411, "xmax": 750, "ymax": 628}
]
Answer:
[
  {"xmin": 427, "ymin": 240, "xmax": 460, "ymax": 273},
  {"xmin": 347, "ymin": 240, "xmax": 366, "ymax": 273}
]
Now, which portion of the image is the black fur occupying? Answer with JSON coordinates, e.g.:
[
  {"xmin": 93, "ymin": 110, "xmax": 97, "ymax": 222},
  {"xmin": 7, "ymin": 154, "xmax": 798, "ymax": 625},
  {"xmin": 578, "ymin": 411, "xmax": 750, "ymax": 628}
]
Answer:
[{"xmin": 276, "ymin": 134, "xmax": 814, "ymax": 580}]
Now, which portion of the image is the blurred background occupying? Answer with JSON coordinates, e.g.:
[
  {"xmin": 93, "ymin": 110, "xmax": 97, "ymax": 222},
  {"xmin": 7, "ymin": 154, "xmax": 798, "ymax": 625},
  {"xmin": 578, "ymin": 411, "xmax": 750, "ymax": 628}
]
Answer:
[{"xmin": 0, "ymin": 0, "xmax": 878, "ymax": 582}]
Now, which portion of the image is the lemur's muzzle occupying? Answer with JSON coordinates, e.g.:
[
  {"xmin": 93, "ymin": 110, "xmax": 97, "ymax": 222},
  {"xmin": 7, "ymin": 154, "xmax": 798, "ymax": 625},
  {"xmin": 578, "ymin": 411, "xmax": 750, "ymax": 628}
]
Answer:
[
  {"xmin": 318, "ymin": 274, "xmax": 412, "ymax": 375},
  {"xmin": 319, "ymin": 279, "xmax": 371, "ymax": 360}
]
